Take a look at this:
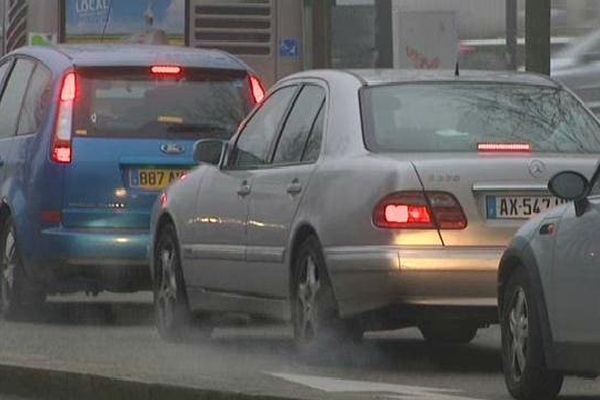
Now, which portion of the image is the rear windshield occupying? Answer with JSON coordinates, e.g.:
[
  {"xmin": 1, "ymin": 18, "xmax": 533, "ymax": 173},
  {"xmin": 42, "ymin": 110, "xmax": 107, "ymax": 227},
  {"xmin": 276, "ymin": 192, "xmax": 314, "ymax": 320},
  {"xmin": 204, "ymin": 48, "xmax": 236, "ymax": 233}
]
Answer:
[
  {"xmin": 73, "ymin": 67, "xmax": 252, "ymax": 140},
  {"xmin": 361, "ymin": 83, "xmax": 600, "ymax": 153}
]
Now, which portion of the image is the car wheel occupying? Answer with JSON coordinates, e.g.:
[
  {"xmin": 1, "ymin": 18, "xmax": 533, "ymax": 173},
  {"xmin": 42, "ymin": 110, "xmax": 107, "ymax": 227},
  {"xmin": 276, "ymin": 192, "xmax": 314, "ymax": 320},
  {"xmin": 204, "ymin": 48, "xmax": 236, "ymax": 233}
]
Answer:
[
  {"xmin": 0, "ymin": 216, "xmax": 45, "ymax": 320},
  {"xmin": 419, "ymin": 322, "xmax": 478, "ymax": 344},
  {"xmin": 293, "ymin": 236, "xmax": 351, "ymax": 353},
  {"xmin": 154, "ymin": 223, "xmax": 193, "ymax": 341},
  {"xmin": 501, "ymin": 267, "xmax": 563, "ymax": 400}
]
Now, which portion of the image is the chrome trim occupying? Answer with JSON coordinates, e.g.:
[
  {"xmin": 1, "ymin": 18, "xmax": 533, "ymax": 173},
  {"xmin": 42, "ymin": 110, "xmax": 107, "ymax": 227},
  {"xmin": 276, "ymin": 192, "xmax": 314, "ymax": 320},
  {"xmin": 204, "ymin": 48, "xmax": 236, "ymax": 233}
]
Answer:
[
  {"xmin": 472, "ymin": 183, "xmax": 548, "ymax": 192},
  {"xmin": 246, "ymin": 246, "xmax": 284, "ymax": 263},
  {"xmin": 182, "ymin": 244, "xmax": 245, "ymax": 261}
]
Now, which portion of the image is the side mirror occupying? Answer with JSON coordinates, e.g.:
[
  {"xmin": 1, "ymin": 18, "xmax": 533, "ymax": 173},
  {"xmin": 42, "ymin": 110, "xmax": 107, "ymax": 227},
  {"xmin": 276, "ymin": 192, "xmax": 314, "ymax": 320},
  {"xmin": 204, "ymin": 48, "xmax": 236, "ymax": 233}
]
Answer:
[
  {"xmin": 548, "ymin": 171, "xmax": 591, "ymax": 217},
  {"xmin": 193, "ymin": 139, "xmax": 227, "ymax": 166}
]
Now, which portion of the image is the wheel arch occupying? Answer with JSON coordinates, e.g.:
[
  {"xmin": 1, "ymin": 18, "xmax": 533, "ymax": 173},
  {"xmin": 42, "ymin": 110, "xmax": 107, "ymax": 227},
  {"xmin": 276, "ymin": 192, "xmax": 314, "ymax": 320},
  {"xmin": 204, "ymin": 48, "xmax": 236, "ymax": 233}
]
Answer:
[{"xmin": 498, "ymin": 237, "xmax": 558, "ymax": 369}]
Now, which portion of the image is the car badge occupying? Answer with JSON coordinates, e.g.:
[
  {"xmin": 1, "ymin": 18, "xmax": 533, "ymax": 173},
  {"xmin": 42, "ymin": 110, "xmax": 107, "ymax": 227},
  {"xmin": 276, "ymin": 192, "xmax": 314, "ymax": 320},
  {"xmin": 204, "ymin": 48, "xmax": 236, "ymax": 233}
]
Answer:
[
  {"xmin": 528, "ymin": 160, "xmax": 546, "ymax": 178},
  {"xmin": 160, "ymin": 143, "xmax": 185, "ymax": 155}
]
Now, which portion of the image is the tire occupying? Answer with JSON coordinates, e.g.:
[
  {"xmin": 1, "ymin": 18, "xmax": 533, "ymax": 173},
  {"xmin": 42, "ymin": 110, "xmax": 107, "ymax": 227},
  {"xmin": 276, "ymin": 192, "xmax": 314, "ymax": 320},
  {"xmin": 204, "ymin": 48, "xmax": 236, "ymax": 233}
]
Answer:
[
  {"xmin": 153, "ymin": 223, "xmax": 194, "ymax": 341},
  {"xmin": 501, "ymin": 267, "xmax": 563, "ymax": 400},
  {"xmin": 419, "ymin": 322, "xmax": 478, "ymax": 344},
  {"xmin": 0, "ymin": 216, "xmax": 45, "ymax": 320},
  {"xmin": 292, "ymin": 236, "xmax": 355, "ymax": 354}
]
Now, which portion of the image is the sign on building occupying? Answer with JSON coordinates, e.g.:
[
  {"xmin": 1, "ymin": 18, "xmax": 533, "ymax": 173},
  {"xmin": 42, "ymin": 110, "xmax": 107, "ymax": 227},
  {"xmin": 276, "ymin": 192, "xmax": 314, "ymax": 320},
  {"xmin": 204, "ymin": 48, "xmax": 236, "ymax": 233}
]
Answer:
[
  {"xmin": 393, "ymin": 11, "xmax": 458, "ymax": 70},
  {"xmin": 63, "ymin": 0, "xmax": 185, "ymax": 45}
]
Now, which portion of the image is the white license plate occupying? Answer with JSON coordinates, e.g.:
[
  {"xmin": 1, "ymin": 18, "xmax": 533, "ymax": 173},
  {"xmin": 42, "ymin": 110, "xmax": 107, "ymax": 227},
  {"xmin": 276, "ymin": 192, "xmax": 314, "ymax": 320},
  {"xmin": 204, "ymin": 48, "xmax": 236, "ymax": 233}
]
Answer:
[{"xmin": 486, "ymin": 195, "xmax": 569, "ymax": 220}]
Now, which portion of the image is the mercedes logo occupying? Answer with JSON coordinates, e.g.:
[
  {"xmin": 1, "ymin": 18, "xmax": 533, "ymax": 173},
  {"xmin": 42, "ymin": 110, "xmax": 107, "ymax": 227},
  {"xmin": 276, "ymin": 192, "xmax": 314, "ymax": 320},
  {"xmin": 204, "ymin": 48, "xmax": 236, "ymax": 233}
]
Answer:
[{"xmin": 528, "ymin": 160, "xmax": 546, "ymax": 178}]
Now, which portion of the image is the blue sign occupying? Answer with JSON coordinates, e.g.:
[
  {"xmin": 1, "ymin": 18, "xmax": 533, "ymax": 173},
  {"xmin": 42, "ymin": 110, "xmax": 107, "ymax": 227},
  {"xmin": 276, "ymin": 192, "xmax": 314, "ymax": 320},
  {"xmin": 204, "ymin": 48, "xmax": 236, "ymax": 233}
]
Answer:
[{"xmin": 280, "ymin": 39, "xmax": 300, "ymax": 58}]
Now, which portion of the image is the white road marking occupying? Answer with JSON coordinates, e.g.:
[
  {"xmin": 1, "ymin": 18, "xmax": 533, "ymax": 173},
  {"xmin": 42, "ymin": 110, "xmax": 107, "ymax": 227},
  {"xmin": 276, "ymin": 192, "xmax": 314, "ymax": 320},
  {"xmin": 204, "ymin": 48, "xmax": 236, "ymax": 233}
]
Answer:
[{"xmin": 267, "ymin": 372, "xmax": 484, "ymax": 400}]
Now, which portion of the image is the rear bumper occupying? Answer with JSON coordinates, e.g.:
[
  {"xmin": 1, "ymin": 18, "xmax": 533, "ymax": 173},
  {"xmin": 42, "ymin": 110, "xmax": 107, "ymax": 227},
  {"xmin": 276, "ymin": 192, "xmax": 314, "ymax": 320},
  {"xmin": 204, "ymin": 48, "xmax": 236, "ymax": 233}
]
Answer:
[
  {"xmin": 25, "ymin": 227, "xmax": 151, "ymax": 292},
  {"xmin": 325, "ymin": 245, "xmax": 503, "ymax": 319}
]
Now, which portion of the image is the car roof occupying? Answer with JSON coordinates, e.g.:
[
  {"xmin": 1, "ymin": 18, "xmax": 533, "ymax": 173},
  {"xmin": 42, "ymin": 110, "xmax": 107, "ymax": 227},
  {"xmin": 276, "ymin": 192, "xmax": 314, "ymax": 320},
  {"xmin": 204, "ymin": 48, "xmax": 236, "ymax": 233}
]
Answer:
[
  {"xmin": 284, "ymin": 69, "xmax": 560, "ymax": 89},
  {"xmin": 13, "ymin": 44, "xmax": 249, "ymax": 71},
  {"xmin": 349, "ymin": 69, "xmax": 560, "ymax": 88}
]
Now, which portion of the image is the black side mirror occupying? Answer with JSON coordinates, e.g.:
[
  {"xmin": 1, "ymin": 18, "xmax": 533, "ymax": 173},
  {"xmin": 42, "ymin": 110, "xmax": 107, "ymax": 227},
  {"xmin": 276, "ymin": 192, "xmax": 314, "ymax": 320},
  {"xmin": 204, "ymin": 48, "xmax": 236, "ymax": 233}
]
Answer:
[
  {"xmin": 193, "ymin": 139, "xmax": 227, "ymax": 166},
  {"xmin": 548, "ymin": 171, "xmax": 591, "ymax": 217}
]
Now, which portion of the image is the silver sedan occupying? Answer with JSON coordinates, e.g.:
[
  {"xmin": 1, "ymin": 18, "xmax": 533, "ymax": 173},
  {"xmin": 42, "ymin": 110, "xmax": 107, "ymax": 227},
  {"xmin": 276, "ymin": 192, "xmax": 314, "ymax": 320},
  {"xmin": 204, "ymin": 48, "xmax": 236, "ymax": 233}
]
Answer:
[{"xmin": 149, "ymin": 69, "xmax": 600, "ymax": 348}]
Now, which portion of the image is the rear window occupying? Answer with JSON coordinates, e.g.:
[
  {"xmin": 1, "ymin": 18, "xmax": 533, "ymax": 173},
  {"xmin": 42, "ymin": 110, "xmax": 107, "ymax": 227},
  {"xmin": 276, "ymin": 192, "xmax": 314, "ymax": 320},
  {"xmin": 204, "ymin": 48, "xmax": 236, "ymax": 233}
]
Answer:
[
  {"xmin": 361, "ymin": 83, "xmax": 600, "ymax": 153},
  {"xmin": 73, "ymin": 67, "xmax": 252, "ymax": 140}
]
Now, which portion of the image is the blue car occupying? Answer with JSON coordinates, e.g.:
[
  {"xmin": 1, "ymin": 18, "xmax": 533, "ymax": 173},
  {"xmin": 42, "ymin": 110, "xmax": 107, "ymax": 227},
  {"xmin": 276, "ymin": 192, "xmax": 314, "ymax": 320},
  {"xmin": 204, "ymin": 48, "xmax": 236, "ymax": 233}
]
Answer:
[{"xmin": 0, "ymin": 44, "xmax": 263, "ymax": 319}]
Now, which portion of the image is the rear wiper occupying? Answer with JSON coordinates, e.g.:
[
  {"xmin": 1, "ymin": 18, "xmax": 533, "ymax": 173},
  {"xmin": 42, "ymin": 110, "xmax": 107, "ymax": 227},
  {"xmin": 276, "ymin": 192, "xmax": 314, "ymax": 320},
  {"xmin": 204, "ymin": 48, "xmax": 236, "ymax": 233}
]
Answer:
[{"xmin": 166, "ymin": 123, "xmax": 229, "ymax": 134}]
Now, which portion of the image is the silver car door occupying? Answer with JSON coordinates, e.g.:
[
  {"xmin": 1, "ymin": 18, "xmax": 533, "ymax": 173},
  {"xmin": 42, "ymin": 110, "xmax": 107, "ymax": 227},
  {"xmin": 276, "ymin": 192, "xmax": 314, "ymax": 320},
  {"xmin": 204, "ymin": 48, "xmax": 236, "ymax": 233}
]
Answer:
[
  {"xmin": 246, "ymin": 85, "xmax": 326, "ymax": 299},
  {"xmin": 552, "ymin": 195, "xmax": 600, "ymax": 344},
  {"xmin": 185, "ymin": 86, "xmax": 298, "ymax": 297}
]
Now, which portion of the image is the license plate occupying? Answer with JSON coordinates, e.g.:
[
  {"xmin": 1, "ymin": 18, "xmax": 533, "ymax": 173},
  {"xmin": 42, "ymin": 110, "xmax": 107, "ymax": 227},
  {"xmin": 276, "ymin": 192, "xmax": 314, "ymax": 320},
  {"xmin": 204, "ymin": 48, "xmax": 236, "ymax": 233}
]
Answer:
[
  {"xmin": 486, "ymin": 195, "xmax": 569, "ymax": 220},
  {"xmin": 129, "ymin": 168, "xmax": 187, "ymax": 190}
]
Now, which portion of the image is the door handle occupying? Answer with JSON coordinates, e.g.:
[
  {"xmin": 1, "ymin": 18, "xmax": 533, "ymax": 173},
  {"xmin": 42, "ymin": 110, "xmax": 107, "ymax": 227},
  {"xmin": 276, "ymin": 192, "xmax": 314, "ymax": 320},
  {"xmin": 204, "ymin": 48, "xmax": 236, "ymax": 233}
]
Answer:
[
  {"xmin": 287, "ymin": 180, "xmax": 302, "ymax": 195},
  {"xmin": 237, "ymin": 181, "xmax": 251, "ymax": 197}
]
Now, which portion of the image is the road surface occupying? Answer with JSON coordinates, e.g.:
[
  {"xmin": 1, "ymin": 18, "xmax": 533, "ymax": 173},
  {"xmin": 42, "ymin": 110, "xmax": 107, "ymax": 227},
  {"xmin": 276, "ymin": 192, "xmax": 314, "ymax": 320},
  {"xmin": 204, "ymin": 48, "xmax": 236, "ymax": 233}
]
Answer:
[{"xmin": 0, "ymin": 292, "xmax": 598, "ymax": 400}]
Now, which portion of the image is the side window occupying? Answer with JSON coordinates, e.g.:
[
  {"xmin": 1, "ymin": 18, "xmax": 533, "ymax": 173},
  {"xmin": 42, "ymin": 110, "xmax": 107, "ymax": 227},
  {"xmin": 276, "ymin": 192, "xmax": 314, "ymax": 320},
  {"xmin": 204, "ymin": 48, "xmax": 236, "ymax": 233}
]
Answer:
[
  {"xmin": 0, "ymin": 59, "xmax": 34, "ymax": 138},
  {"xmin": 273, "ymin": 85, "xmax": 326, "ymax": 164},
  {"xmin": 18, "ymin": 64, "xmax": 52, "ymax": 135},
  {"xmin": 302, "ymin": 102, "xmax": 325, "ymax": 163},
  {"xmin": 232, "ymin": 86, "xmax": 297, "ymax": 168}
]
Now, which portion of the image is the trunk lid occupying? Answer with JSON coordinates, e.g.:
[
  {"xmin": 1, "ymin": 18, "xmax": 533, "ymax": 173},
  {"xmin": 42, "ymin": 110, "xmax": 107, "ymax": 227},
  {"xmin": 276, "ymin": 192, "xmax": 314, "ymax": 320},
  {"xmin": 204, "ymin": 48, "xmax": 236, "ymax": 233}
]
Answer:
[
  {"xmin": 61, "ymin": 65, "xmax": 253, "ymax": 229},
  {"xmin": 408, "ymin": 153, "xmax": 598, "ymax": 246},
  {"xmin": 63, "ymin": 138, "xmax": 196, "ymax": 229}
]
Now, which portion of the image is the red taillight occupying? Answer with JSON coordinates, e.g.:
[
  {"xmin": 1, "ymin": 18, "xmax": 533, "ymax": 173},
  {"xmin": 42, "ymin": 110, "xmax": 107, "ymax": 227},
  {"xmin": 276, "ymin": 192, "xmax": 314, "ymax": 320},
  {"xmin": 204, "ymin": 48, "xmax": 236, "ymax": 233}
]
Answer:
[
  {"xmin": 40, "ymin": 210, "xmax": 62, "ymax": 226},
  {"xmin": 477, "ymin": 143, "xmax": 531, "ymax": 153},
  {"xmin": 52, "ymin": 72, "xmax": 75, "ymax": 164},
  {"xmin": 60, "ymin": 72, "xmax": 76, "ymax": 101},
  {"xmin": 151, "ymin": 65, "xmax": 182, "ymax": 75},
  {"xmin": 249, "ymin": 75, "xmax": 265, "ymax": 104},
  {"xmin": 374, "ymin": 191, "xmax": 467, "ymax": 230}
]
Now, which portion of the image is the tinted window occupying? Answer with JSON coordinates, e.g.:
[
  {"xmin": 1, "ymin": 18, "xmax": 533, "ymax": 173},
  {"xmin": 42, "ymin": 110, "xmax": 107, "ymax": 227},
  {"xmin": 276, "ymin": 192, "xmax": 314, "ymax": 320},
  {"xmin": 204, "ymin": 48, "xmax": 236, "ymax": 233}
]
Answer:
[
  {"xmin": 18, "ymin": 64, "xmax": 52, "ymax": 135},
  {"xmin": 273, "ymin": 85, "xmax": 325, "ymax": 164},
  {"xmin": 362, "ymin": 84, "xmax": 600, "ymax": 153},
  {"xmin": 0, "ymin": 59, "xmax": 34, "ymax": 138},
  {"xmin": 74, "ymin": 68, "xmax": 252, "ymax": 140},
  {"xmin": 233, "ymin": 86, "xmax": 297, "ymax": 168},
  {"xmin": 302, "ymin": 103, "xmax": 325, "ymax": 162}
]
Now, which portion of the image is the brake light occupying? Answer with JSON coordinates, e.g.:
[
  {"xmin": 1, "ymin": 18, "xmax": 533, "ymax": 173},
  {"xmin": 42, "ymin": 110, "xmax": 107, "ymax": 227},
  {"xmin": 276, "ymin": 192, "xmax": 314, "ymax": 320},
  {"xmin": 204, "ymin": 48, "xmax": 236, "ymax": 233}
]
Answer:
[
  {"xmin": 477, "ymin": 143, "xmax": 531, "ymax": 153},
  {"xmin": 249, "ymin": 75, "xmax": 265, "ymax": 104},
  {"xmin": 151, "ymin": 65, "xmax": 182, "ymax": 75},
  {"xmin": 52, "ymin": 72, "xmax": 76, "ymax": 164},
  {"xmin": 374, "ymin": 191, "xmax": 467, "ymax": 230}
]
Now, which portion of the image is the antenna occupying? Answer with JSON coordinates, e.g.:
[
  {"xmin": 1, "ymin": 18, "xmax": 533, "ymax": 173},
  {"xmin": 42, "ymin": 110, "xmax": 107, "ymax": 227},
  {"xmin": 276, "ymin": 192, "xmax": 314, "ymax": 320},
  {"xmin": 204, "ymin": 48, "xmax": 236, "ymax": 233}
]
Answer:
[{"xmin": 455, "ymin": 62, "xmax": 460, "ymax": 77}]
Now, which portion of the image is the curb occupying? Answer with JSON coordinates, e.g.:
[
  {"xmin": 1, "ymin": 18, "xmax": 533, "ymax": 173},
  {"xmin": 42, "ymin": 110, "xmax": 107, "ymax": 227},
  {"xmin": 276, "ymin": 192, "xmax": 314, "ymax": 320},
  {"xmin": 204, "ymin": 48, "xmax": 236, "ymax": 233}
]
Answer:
[{"xmin": 0, "ymin": 363, "xmax": 294, "ymax": 400}]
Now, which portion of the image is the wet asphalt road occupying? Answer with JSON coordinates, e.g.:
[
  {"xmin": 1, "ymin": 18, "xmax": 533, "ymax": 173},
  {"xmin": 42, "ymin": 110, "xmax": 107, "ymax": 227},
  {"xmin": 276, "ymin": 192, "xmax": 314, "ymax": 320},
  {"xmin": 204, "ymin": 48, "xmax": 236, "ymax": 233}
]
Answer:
[{"xmin": 0, "ymin": 292, "xmax": 599, "ymax": 400}]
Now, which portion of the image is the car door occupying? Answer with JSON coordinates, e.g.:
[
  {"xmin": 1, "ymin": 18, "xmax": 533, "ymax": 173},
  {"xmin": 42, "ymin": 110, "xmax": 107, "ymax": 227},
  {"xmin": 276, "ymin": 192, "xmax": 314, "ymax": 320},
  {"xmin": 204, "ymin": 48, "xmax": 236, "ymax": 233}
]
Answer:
[
  {"xmin": 246, "ymin": 83, "xmax": 327, "ymax": 299},
  {"xmin": 183, "ymin": 85, "xmax": 298, "ymax": 296},
  {"xmin": 552, "ymin": 192, "xmax": 600, "ymax": 344}
]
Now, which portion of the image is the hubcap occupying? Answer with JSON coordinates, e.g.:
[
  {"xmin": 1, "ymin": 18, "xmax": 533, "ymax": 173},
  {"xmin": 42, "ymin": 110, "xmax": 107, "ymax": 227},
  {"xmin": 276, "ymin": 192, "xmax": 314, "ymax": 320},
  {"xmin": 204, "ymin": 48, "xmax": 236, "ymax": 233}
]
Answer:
[
  {"xmin": 0, "ymin": 228, "xmax": 16, "ymax": 308},
  {"xmin": 296, "ymin": 256, "xmax": 321, "ymax": 342},
  {"xmin": 156, "ymin": 237, "xmax": 178, "ymax": 330},
  {"xmin": 508, "ymin": 287, "xmax": 529, "ymax": 381}
]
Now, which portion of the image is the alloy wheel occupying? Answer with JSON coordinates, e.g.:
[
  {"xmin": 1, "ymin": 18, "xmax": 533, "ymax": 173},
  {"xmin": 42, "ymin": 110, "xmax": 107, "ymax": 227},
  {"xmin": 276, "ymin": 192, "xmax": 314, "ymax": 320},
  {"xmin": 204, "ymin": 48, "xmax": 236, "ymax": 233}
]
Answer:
[
  {"xmin": 296, "ymin": 256, "xmax": 321, "ymax": 342},
  {"xmin": 508, "ymin": 287, "xmax": 529, "ymax": 382},
  {"xmin": 156, "ymin": 237, "xmax": 178, "ymax": 332},
  {"xmin": 0, "ymin": 227, "xmax": 16, "ymax": 309}
]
